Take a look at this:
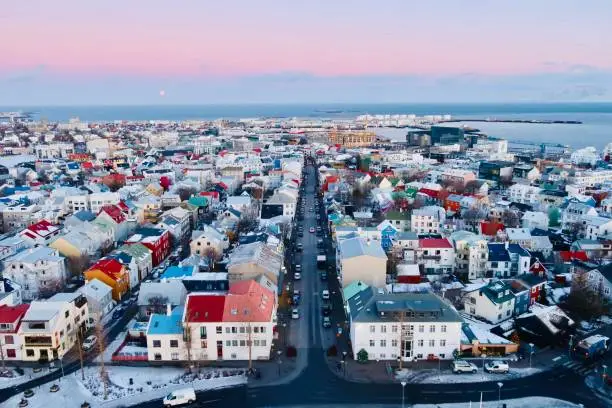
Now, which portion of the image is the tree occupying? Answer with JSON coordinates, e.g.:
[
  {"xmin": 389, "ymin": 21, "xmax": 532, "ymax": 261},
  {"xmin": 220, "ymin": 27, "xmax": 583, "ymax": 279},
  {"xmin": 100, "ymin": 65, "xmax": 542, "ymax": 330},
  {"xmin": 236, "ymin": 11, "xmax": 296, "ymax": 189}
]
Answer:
[
  {"xmin": 566, "ymin": 271, "xmax": 607, "ymax": 320},
  {"xmin": 565, "ymin": 221, "xmax": 584, "ymax": 241},
  {"xmin": 464, "ymin": 180, "xmax": 481, "ymax": 195},
  {"xmin": 201, "ymin": 247, "xmax": 220, "ymax": 270},
  {"xmin": 357, "ymin": 349, "xmax": 369, "ymax": 363},
  {"xmin": 462, "ymin": 208, "xmax": 485, "ymax": 231},
  {"xmin": 548, "ymin": 208, "xmax": 561, "ymax": 227},
  {"xmin": 68, "ymin": 253, "xmax": 91, "ymax": 277},
  {"xmin": 37, "ymin": 278, "xmax": 65, "ymax": 299},
  {"xmin": 501, "ymin": 209, "xmax": 520, "ymax": 228},
  {"xmin": 176, "ymin": 186, "xmax": 198, "ymax": 202}
]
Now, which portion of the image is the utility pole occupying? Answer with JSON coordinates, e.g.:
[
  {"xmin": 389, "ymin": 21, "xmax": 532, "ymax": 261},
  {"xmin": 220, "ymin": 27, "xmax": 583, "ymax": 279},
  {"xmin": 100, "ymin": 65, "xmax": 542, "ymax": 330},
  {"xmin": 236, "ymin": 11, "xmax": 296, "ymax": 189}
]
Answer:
[
  {"xmin": 397, "ymin": 311, "xmax": 404, "ymax": 371},
  {"xmin": 76, "ymin": 329, "xmax": 85, "ymax": 380},
  {"xmin": 0, "ymin": 337, "xmax": 6, "ymax": 373},
  {"xmin": 95, "ymin": 312, "xmax": 108, "ymax": 400},
  {"xmin": 184, "ymin": 309, "xmax": 193, "ymax": 374}
]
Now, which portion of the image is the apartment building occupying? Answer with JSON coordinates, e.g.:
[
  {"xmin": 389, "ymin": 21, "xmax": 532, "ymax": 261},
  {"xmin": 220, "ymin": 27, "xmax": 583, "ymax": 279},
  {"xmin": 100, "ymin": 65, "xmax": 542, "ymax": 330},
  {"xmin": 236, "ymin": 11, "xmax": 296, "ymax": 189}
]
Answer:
[
  {"xmin": 348, "ymin": 291, "xmax": 462, "ymax": 361},
  {"xmin": 415, "ymin": 238, "xmax": 455, "ymax": 278},
  {"xmin": 0, "ymin": 304, "xmax": 29, "ymax": 361},
  {"xmin": 89, "ymin": 192, "xmax": 121, "ymax": 213},
  {"xmin": 450, "ymin": 231, "xmax": 488, "ymax": 280},
  {"xmin": 463, "ymin": 280, "xmax": 515, "ymax": 324},
  {"xmin": 19, "ymin": 293, "xmax": 89, "ymax": 361},
  {"xmin": 507, "ymin": 184, "xmax": 542, "ymax": 205},
  {"xmin": 410, "ymin": 206, "xmax": 446, "ymax": 235}
]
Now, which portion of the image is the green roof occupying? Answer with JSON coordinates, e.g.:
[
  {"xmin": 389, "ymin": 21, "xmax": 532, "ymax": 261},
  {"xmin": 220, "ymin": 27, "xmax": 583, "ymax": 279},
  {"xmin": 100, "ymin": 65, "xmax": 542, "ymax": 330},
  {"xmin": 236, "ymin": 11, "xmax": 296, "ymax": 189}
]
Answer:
[
  {"xmin": 118, "ymin": 243, "xmax": 151, "ymax": 258},
  {"xmin": 343, "ymin": 280, "xmax": 370, "ymax": 302},
  {"xmin": 385, "ymin": 210, "xmax": 410, "ymax": 221},
  {"xmin": 188, "ymin": 196, "xmax": 209, "ymax": 207}
]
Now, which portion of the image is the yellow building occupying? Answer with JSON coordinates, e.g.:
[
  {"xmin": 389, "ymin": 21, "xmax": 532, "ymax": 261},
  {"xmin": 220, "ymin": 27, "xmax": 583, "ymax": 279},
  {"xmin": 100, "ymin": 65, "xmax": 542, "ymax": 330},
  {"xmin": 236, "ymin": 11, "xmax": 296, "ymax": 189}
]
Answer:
[
  {"xmin": 84, "ymin": 258, "xmax": 130, "ymax": 301},
  {"xmin": 328, "ymin": 131, "xmax": 376, "ymax": 148}
]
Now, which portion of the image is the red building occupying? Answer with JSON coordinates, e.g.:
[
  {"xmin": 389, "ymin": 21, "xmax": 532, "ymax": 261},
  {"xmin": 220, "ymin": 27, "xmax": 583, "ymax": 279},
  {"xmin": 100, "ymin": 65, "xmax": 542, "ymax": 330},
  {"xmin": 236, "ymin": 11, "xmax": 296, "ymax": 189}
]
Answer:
[
  {"xmin": 125, "ymin": 227, "xmax": 170, "ymax": 266},
  {"xmin": 0, "ymin": 304, "xmax": 29, "ymax": 360}
]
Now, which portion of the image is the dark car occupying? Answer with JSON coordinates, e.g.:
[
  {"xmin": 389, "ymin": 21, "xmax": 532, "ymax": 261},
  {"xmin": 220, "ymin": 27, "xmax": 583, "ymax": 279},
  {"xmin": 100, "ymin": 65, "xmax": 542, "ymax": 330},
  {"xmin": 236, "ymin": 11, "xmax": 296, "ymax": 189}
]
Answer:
[
  {"xmin": 322, "ymin": 304, "xmax": 332, "ymax": 316},
  {"xmin": 112, "ymin": 307, "xmax": 124, "ymax": 320},
  {"xmin": 320, "ymin": 272, "xmax": 327, "ymax": 281}
]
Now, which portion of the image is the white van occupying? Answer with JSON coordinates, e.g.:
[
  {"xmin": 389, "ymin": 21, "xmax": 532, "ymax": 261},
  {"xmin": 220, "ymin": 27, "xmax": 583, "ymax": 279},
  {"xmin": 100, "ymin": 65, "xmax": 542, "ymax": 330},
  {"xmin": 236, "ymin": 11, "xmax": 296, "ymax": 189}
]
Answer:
[{"xmin": 163, "ymin": 388, "xmax": 196, "ymax": 406}]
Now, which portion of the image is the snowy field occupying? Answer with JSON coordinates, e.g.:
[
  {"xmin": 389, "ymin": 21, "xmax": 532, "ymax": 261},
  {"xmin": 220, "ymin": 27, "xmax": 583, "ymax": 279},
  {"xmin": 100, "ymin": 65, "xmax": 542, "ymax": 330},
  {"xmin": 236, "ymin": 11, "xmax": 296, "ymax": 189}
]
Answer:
[
  {"xmin": 396, "ymin": 367, "xmax": 541, "ymax": 384},
  {"xmin": 3, "ymin": 366, "xmax": 246, "ymax": 408},
  {"xmin": 0, "ymin": 367, "xmax": 58, "ymax": 390},
  {"xmin": 275, "ymin": 397, "xmax": 580, "ymax": 408}
]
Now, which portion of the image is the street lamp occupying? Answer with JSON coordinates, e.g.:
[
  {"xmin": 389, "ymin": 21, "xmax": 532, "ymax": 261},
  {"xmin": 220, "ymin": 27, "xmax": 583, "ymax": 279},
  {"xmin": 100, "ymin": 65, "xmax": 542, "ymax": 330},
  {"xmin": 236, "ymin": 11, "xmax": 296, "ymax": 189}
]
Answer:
[
  {"xmin": 481, "ymin": 353, "xmax": 487, "ymax": 380},
  {"xmin": 603, "ymin": 364, "xmax": 608, "ymax": 384},
  {"xmin": 342, "ymin": 351, "xmax": 348, "ymax": 377},
  {"xmin": 277, "ymin": 350, "xmax": 282, "ymax": 377},
  {"xmin": 528, "ymin": 343, "xmax": 534, "ymax": 369},
  {"xmin": 400, "ymin": 381, "xmax": 407, "ymax": 408},
  {"xmin": 282, "ymin": 323, "xmax": 287, "ymax": 346},
  {"xmin": 497, "ymin": 382, "xmax": 503, "ymax": 402}
]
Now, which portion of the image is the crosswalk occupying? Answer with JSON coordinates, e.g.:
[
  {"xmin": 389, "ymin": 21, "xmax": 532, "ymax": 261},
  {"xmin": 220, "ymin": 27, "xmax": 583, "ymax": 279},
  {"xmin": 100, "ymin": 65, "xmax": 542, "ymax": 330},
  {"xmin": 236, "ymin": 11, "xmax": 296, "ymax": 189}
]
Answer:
[{"xmin": 559, "ymin": 359, "xmax": 598, "ymax": 377}]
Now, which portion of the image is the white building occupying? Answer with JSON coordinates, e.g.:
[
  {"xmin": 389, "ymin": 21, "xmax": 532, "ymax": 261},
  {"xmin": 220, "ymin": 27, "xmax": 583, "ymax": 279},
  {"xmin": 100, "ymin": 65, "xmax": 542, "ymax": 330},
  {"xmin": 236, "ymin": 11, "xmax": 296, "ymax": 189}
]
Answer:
[
  {"xmin": 507, "ymin": 184, "xmax": 542, "ymax": 205},
  {"xmin": 570, "ymin": 146, "xmax": 599, "ymax": 167},
  {"xmin": 463, "ymin": 280, "xmax": 515, "ymax": 324},
  {"xmin": 415, "ymin": 238, "xmax": 456, "ymax": 278},
  {"xmin": 89, "ymin": 192, "xmax": 121, "ymax": 213},
  {"xmin": 521, "ymin": 211, "xmax": 549, "ymax": 230},
  {"xmin": 3, "ymin": 246, "xmax": 68, "ymax": 301},
  {"xmin": 411, "ymin": 206, "xmax": 446, "ymax": 235},
  {"xmin": 77, "ymin": 279, "xmax": 114, "ymax": 325},
  {"xmin": 583, "ymin": 215, "xmax": 612, "ymax": 240},
  {"xmin": 450, "ymin": 231, "xmax": 488, "ymax": 280},
  {"xmin": 348, "ymin": 291, "xmax": 462, "ymax": 361},
  {"xmin": 18, "ymin": 292, "xmax": 89, "ymax": 361},
  {"xmin": 337, "ymin": 237, "xmax": 387, "ymax": 289}
]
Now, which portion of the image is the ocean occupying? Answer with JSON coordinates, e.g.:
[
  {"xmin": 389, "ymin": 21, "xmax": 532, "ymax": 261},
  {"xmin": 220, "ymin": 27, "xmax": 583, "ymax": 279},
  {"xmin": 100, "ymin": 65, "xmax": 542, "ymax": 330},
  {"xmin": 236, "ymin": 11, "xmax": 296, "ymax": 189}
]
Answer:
[{"xmin": 2, "ymin": 102, "xmax": 612, "ymax": 149}]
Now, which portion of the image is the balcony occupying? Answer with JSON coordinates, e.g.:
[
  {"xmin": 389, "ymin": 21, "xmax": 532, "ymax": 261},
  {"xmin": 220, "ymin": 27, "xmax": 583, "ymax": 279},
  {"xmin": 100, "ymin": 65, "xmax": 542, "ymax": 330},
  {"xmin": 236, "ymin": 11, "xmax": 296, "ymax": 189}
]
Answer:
[
  {"xmin": 24, "ymin": 336, "xmax": 53, "ymax": 347},
  {"xmin": 420, "ymin": 255, "xmax": 441, "ymax": 261}
]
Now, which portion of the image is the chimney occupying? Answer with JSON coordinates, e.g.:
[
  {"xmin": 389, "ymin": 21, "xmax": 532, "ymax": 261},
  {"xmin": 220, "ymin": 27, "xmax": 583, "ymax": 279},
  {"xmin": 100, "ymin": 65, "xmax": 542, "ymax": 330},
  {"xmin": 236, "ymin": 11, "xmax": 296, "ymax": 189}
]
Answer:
[{"xmin": 166, "ymin": 303, "xmax": 172, "ymax": 316}]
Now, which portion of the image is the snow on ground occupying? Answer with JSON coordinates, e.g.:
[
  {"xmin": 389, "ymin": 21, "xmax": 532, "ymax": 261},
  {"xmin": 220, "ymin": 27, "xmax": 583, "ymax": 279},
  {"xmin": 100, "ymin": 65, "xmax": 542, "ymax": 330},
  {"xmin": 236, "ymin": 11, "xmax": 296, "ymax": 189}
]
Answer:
[
  {"xmin": 4, "ymin": 366, "xmax": 246, "ymax": 408},
  {"xmin": 413, "ymin": 397, "xmax": 580, "ymax": 408},
  {"xmin": 396, "ymin": 367, "xmax": 541, "ymax": 384},
  {"xmin": 0, "ymin": 367, "xmax": 57, "ymax": 390}
]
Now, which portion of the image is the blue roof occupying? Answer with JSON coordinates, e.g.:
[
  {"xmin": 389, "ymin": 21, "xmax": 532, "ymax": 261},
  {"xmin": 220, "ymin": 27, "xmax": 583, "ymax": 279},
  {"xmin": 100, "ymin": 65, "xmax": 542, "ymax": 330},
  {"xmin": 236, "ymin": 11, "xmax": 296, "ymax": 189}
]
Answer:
[
  {"xmin": 508, "ymin": 244, "xmax": 530, "ymax": 257},
  {"xmin": 147, "ymin": 307, "xmax": 184, "ymax": 335},
  {"xmin": 161, "ymin": 265, "xmax": 195, "ymax": 279},
  {"xmin": 74, "ymin": 210, "xmax": 96, "ymax": 222},
  {"xmin": 488, "ymin": 243, "xmax": 511, "ymax": 262}
]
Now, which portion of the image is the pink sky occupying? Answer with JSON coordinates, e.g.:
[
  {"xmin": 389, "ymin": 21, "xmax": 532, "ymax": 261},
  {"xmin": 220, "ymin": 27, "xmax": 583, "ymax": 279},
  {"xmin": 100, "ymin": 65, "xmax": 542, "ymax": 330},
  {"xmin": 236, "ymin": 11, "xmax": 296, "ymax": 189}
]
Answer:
[{"xmin": 2, "ymin": 0, "xmax": 611, "ymax": 77}]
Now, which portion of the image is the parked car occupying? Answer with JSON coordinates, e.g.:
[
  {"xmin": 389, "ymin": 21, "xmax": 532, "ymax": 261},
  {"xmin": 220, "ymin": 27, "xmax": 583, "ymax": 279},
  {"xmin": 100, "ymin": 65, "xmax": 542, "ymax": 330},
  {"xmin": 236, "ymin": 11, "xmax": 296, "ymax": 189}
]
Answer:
[
  {"xmin": 321, "ymin": 289, "xmax": 330, "ymax": 300},
  {"xmin": 452, "ymin": 360, "xmax": 478, "ymax": 374},
  {"xmin": 291, "ymin": 309, "xmax": 300, "ymax": 319},
  {"xmin": 296, "ymin": 243, "xmax": 303, "ymax": 252},
  {"xmin": 112, "ymin": 307, "xmax": 124, "ymax": 320},
  {"xmin": 82, "ymin": 335, "xmax": 98, "ymax": 352},
  {"xmin": 163, "ymin": 387, "xmax": 196, "ymax": 407},
  {"xmin": 322, "ymin": 317, "xmax": 332, "ymax": 328},
  {"xmin": 320, "ymin": 272, "xmax": 327, "ymax": 281},
  {"xmin": 294, "ymin": 272, "xmax": 301, "ymax": 280},
  {"xmin": 309, "ymin": 227, "xmax": 315, "ymax": 233},
  {"xmin": 484, "ymin": 361, "xmax": 509, "ymax": 374},
  {"xmin": 322, "ymin": 304, "xmax": 332, "ymax": 316}
]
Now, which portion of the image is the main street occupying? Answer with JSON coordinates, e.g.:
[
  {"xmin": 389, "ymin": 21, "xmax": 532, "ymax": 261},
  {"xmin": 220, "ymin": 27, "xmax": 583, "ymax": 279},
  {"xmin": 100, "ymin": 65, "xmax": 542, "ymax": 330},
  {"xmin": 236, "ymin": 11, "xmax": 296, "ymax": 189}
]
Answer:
[{"xmin": 1, "ymin": 161, "xmax": 608, "ymax": 408}]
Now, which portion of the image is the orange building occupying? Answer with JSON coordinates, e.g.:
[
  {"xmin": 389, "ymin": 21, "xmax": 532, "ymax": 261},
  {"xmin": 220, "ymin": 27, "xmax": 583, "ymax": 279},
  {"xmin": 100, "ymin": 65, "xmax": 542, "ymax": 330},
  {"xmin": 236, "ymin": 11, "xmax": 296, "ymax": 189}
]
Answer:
[{"xmin": 84, "ymin": 258, "xmax": 129, "ymax": 301}]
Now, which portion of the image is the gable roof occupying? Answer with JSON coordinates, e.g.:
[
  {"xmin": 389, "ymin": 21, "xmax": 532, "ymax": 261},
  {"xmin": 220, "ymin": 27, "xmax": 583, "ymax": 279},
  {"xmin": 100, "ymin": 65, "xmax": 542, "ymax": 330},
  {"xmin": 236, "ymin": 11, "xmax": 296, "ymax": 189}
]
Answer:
[
  {"xmin": 147, "ymin": 306, "xmax": 184, "ymax": 335},
  {"xmin": 0, "ymin": 304, "xmax": 29, "ymax": 324},
  {"xmin": 339, "ymin": 237, "xmax": 387, "ymax": 260},
  {"xmin": 184, "ymin": 294, "xmax": 226, "ymax": 322},
  {"xmin": 99, "ymin": 204, "xmax": 126, "ymax": 224},
  {"xmin": 480, "ymin": 221, "xmax": 505, "ymax": 236},
  {"xmin": 419, "ymin": 238, "xmax": 453, "ymax": 249}
]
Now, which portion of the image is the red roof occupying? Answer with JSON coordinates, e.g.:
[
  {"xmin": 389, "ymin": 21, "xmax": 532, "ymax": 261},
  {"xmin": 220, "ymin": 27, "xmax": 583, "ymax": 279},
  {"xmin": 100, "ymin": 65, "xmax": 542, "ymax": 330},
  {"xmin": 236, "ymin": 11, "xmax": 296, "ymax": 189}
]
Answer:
[
  {"xmin": 559, "ymin": 251, "xmax": 588, "ymax": 262},
  {"xmin": 117, "ymin": 201, "xmax": 129, "ymax": 211},
  {"xmin": 419, "ymin": 238, "xmax": 453, "ymax": 249},
  {"xmin": 25, "ymin": 220, "xmax": 59, "ymax": 238},
  {"xmin": 0, "ymin": 304, "xmax": 29, "ymax": 324},
  {"xmin": 418, "ymin": 188, "xmax": 439, "ymax": 199},
  {"xmin": 530, "ymin": 260, "xmax": 547, "ymax": 275},
  {"xmin": 185, "ymin": 295, "xmax": 226, "ymax": 323},
  {"xmin": 216, "ymin": 182, "xmax": 228, "ymax": 190},
  {"xmin": 99, "ymin": 205, "xmax": 126, "ymax": 224},
  {"xmin": 480, "ymin": 221, "xmax": 505, "ymax": 236},
  {"xmin": 90, "ymin": 258, "xmax": 124, "ymax": 277},
  {"xmin": 200, "ymin": 191, "xmax": 219, "ymax": 199}
]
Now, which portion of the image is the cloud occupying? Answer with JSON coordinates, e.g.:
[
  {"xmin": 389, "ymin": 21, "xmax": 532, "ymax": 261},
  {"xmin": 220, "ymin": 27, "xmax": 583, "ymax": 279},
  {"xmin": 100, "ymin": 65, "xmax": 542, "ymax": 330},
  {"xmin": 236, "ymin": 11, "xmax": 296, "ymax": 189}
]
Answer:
[{"xmin": 1, "ymin": 65, "xmax": 47, "ymax": 83}]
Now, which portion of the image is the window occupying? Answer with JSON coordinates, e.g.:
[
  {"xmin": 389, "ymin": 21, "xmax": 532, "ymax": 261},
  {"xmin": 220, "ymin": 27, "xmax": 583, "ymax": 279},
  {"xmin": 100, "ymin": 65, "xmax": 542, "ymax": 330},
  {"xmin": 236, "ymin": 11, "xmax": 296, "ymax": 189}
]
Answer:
[
  {"xmin": 216, "ymin": 326, "xmax": 222, "ymax": 334},
  {"xmin": 65, "ymin": 311, "xmax": 69, "ymax": 318},
  {"xmin": 26, "ymin": 349, "xmax": 35, "ymax": 357},
  {"xmin": 260, "ymin": 327, "xmax": 266, "ymax": 333},
  {"xmin": 153, "ymin": 340, "xmax": 161, "ymax": 348},
  {"xmin": 428, "ymin": 340, "xmax": 435, "ymax": 347},
  {"xmin": 369, "ymin": 340, "xmax": 375, "ymax": 347},
  {"xmin": 379, "ymin": 353, "xmax": 386, "ymax": 359},
  {"xmin": 418, "ymin": 325, "xmax": 424, "ymax": 333},
  {"xmin": 225, "ymin": 327, "xmax": 230, "ymax": 334},
  {"xmin": 440, "ymin": 340, "xmax": 446, "ymax": 347},
  {"xmin": 170, "ymin": 340, "xmax": 179, "ymax": 348},
  {"xmin": 201, "ymin": 340, "xmax": 208, "ymax": 348},
  {"xmin": 380, "ymin": 340, "xmax": 386, "ymax": 347},
  {"xmin": 497, "ymin": 314, "xmax": 502, "ymax": 320},
  {"xmin": 252, "ymin": 340, "xmax": 259, "ymax": 346},
  {"xmin": 6, "ymin": 349, "xmax": 16, "ymax": 358},
  {"xmin": 391, "ymin": 339, "xmax": 398, "ymax": 347},
  {"xmin": 5, "ymin": 335, "xmax": 14, "ymax": 344},
  {"xmin": 380, "ymin": 325, "xmax": 387, "ymax": 333},
  {"xmin": 232, "ymin": 340, "xmax": 238, "ymax": 347},
  {"xmin": 254, "ymin": 327, "xmax": 260, "ymax": 333},
  {"xmin": 429, "ymin": 325, "xmax": 435, "ymax": 333},
  {"xmin": 441, "ymin": 325, "xmax": 447, "ymax": 333},
  {"xmin": 391, "ymin": 325, "xmax": 398, "ymax": 333},
  {"xmin": 417, "ymin": 340, "xmax": 424, "ymax": 347},
  {"xmin": 369, "ymin": 325, "xmax": 375, "ymax": 333},
  {"xmin": 226, "ymin": 340, "xmax": 231, "ymax": 346},
  {"xmin": 171, "ymin": 352, "xmax": 179, "ymax": 361},
  {"xmin": 231, "ymin": 353, "xmax": 237, "ymax": 359},
  {"xmin": 154, "ymin": 353, "xmax": 162, "ymax": 361},
  {"xmin": 231, "ymin": 327, "xmax": 237, "ymax": 334},
  {"xmin": 417, "ymin": 353, "xmax": 423, "ymax": 359},
  {"xmin": 240, "ymin": 340, "xmax": 246, "ymax": 347},
  {"xmin": 239, "ymin": 327, "xmax": 245, "ymax": 334}
]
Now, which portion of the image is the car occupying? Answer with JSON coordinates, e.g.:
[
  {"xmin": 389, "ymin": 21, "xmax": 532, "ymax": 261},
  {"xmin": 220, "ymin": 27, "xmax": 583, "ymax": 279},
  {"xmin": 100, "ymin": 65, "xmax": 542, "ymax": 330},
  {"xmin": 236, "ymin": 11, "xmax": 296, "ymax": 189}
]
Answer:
[
  {"xmin": 320, "ymin": 272, "xmax": 328, "ymax": 281},
  {"xmin": 297, "ymin": 231, "xmax": 303, "ymax": 237},
  {"xmin": 322, "ymin": 317, "xmax": 332, "ymax": 328},
  {"xmin": 309, "ymin": 227, "xmax": 315, "ymax": 233},
  {"xmin": 322, "ymin": 304, "xmax": 332, "ymax": 316},
  {"xmin": 316, "ymin": 226, "xmax": 322, "ymax": 233},
  {"xmin": 294, "ymin": 272, "xmax": 301, "ymax": 280},
  {"xmin": 322, "ymin": 289, "xmax": 330, "ymax": 300},
  {"xmin": 484, "ymin": 361, "xmax": 509, "ymax": 374},
  {"xmin": 452, "ymin": 360, "xmax": 478, "ymax": 374},
  {"xmin": 291, "ymin": 309, "xmax": 300, "ymax": 319},
  {"xmin": 163, "ymin": 387, "xmax": 196, "ymax": 407},
  {"xmin": 82, "ymin": 335, "xmax": 98, "ymax": 351},
  {"xmin": 112, "ymin": 307, "xmax": 124, "ymax": 320},
  {"xmin": 296, "ymin": 243, "xmax": 303, "ymax": 252}
]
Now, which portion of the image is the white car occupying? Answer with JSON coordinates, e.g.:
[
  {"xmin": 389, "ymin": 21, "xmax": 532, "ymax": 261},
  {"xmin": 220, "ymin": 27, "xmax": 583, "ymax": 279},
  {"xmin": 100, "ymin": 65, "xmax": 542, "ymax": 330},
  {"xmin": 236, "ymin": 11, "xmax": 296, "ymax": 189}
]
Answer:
[
  {"xmin": 451, "ymin": 360, "xmax": 478, "ymax": 374},
  {"xmin": 294, "ymin": 272, "xmax": 301, "ymax": 280},
  {"xmin": 82, "ymin": 335, "xmax": 98, "ymax": 352},
  {"xmin": 484, "ymin": 360, "xmax": 509, "ymax": 374},
  {"xmin": 291, "ymin": 309, "xmax": 300, "ymax": 319},
  {"xmin": 163, "ymin": 387, "xmax": 196, "ymax": 407},
  {"xmin": 321, "ymin": 289, "xmax": 330, "ymax": 300},
  {"xmin": 309, "ymin": 227, "xmax": 315, "ymax": 233}
]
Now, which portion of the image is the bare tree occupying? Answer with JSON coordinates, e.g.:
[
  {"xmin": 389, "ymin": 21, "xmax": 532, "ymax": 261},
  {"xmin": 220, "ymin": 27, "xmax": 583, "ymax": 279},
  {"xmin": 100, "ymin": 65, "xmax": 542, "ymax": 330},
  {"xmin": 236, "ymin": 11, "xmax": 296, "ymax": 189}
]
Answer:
[
  {"xmin": 38, "ymin": 278, "xmax": 65, "ymax": 299},
  {"xmin": 464, "ymin": 180, "xmax": 481, "ymax": 195},
  {"xmin": 68, "ymin": 253, "xmax": 91, "ymax": 277},
  {"xmin": 564, "ymin": 221, "xmax": 584, "ymax": 241},
  {"xmin": 566, "ymin": 270, "xmax": 607, "ymax": 319},
  {"xmin": 501, "ymin": 209, "xmax": 520, "ymax": 228},
  {"xmin": 177, "ymin": 186, "xmax": 199, "ymax": 202}
]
